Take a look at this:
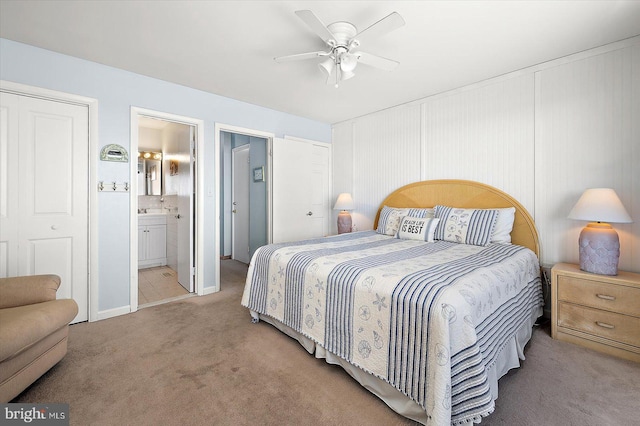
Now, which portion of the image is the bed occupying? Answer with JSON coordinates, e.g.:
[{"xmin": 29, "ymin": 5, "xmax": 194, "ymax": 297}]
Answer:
[{"xmin": 241, "ymin": 180, "xmax": 543, "ymax": 425}]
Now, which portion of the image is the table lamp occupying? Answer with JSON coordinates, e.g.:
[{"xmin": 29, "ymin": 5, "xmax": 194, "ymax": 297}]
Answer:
[
  {"xmin": 568, "ymin": 188, "xmax": 632, "ymax": 275},
  {"xmin": 334, "ymin": 193, "xmax": 355, "ymax": 234}
]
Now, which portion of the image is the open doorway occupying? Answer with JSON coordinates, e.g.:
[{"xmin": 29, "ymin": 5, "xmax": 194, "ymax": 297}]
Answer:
[
  {"xmin": 137, "ymin": 117, "xmax": 192, "ymax": 306},
  {"xmin": 219, "ymin": 128, "xmax": 272, "ymax": 274},
  {"xmin": 130, "ymin": 108, "xmax": 205, "ymax": 311}
]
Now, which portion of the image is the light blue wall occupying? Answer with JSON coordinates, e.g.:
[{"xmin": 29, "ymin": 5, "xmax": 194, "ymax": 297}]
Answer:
[
  {"xmin": 0, "ymin": 38, "xmax": 331, "ymax": 314},
  {"xmin": 248, "ymin": 136, "xmax": 268, "ymax": 258}
]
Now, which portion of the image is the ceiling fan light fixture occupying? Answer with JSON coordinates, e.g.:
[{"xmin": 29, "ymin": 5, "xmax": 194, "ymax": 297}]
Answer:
[
  {"xmin": 278, "ymin": 10, "xmax": 405, "ymax": 88},
  {"xmin": 318, "ymin": 57, "xmax": 335, "ymax": 77},
  {"xmin": 341, "ymin": 69, "xmax": 355, "ymax": 81},
  {"xmin": 340, "ymin": 53, "xmax": 358, "ymax": 72}
]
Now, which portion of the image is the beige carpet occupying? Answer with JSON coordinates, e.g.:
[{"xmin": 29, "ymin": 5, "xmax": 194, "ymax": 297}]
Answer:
[{"xmin": 13, "ymin": 260, "xmax": 640, "ymax": 425}]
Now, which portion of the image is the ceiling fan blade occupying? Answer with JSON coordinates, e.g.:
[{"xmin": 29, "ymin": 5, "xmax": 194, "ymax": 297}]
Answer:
[
  {"xmin": 274, "ymin": 51, "xmax": 328, "ymax": 63},
  {"xmin": 352, "ymin": 12, "xmax": 405, "ymax": 43},
  {"xmin": 355, "ymin": 51, "xmax": 399, "ymax": 71},
  {"xmin": 295, "ymin": 10, "xmax": 335, "ymax": 44}
]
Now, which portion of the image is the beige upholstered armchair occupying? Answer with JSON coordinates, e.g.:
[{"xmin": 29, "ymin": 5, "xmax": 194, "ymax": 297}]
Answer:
[{"xmin": 0, "ymin": 275, "xmax": 78, "ymax": 402}]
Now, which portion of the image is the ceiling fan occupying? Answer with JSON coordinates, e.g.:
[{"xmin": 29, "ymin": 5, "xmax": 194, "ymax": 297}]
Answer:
[{"xmin": 275, "ymin": 10, "xmax": 405, "ymax": 88}]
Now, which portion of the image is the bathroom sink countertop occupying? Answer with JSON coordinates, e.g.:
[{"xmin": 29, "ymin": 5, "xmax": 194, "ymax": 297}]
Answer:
[{"xmin": 138, "ymin": 208, "xmax": 168, "ymax": 215}]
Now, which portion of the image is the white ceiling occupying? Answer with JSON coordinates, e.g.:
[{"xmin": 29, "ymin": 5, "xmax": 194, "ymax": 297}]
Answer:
[{"xmin": 2, "ymin": 1, "xmax": 640, "ymax": 124}]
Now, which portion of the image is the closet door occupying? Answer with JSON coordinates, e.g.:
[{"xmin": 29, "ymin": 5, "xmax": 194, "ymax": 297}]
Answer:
[
  {"xmin": 0, "ymin": 93, "xmax": 19, "ymax": 277},
  {"xmin": 272, "ymin": 138, "xmax": 330, "ymax": 243},
  {"xmin": 0, "ymin": 91, "xmax": 89, "ymax": 323}
]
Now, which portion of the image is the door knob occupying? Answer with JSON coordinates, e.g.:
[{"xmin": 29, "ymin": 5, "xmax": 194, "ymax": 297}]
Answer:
[
  {"xmin": 306, "ymin": 211, "xmax": 313, "ymax": 216},
  {"xmin": 232, "ymin": 209, "xmax": 237, "ymax": 213},
  {"xmin": 176, "ymin": 214, "xmax": 181, "ymax": 219}
]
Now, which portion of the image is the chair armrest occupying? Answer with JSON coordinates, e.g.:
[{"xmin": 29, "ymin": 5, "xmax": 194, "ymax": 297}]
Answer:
[{"xmin": 0, "ymin": 275, "xmax": 61, "ymax": 309}]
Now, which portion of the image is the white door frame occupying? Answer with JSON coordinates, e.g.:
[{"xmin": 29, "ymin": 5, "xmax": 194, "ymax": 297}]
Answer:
[
  {"xmin": 130, "ymin": 107, "xmax": 205, "ymax": 312},
  {"xmin": 1, "ymin": 80, "xmax": 99, "ymax": 321},
  {"xmin": 214, "ymin": 123, "xmax": 274, "ymax": 293}
]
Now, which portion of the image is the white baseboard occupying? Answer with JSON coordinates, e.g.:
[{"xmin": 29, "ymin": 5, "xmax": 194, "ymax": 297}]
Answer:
[
  {"xmin": 96, "ymin": 305, "xmax": 131, "ymax": 321},
  {"xmin": 203, "ymin": 286, "xmax": 218, "ymax": 295}
]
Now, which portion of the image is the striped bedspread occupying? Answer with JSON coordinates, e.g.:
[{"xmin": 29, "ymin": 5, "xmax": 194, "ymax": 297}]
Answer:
[{"xmin": 241, "ymin": 231, "xmax": 543, "ymax": 425}]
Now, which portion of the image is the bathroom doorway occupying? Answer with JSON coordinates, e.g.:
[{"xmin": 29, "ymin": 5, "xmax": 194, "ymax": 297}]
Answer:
[
  {"xmin": 130, "ymin": 108, "xmax": 205, "ymax": 311},
  {"xmin": 136, "ymin": 116, "xmax": 191, "ymax": 306}
]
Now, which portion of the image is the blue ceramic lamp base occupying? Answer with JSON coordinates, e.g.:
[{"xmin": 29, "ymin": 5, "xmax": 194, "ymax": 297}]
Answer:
[
  {"xmin": 337, "ymin": 211, "xmax": 352, "ymax": 234},
  {"xmin": 578, "ymin": 222, "xmax": 620, "ymax": 276}
]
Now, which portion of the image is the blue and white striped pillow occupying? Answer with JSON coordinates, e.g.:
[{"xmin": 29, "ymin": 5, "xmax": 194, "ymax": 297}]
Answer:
[
  {"xmin": 434, "ymin": 205, "xmax": 499, "ymax": 246},
  {"xmin": 376, "ymin": 206, "xmax": 434, "ymax": 236}
]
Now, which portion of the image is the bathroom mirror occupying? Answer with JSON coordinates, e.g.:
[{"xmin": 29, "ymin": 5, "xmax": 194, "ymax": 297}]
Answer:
[{"xmin": 137, "ymin": 151, "xmax": 162, "ymax": 196}]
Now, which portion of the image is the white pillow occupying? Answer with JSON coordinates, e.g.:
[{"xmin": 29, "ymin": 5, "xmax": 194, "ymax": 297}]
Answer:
[
  {"xmin": 491, "ymin": 207, "xmax": 516, "ymax": 244},
  {"xmin": 376, "ymin": 206, "xmax": 434, "ymax": 236},
  {"xmin": 434, "ymin": 205, "xmax": 499, "ymax": 246},
  {"xmin": 396, "ymin": 217, "xmax": 440, "ymax": 242}
]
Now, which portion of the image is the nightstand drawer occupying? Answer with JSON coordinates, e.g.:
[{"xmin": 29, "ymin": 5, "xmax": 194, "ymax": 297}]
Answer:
[
  {"xmin": 557, "ymin": 275, "xmax": 640, "ymax": 317},
  {"xmin": 558, "ymin": 302, "xmax": 640, "ymax": 348}
]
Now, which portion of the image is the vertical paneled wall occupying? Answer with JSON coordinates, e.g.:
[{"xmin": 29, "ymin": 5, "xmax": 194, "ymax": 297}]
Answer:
[
  {"xmin": 331, "ymin": 122, "xmax": 354, "ymax": 234},
  {"xmin": 535, "ymin": 45, "xmax": 640, "ymax": 269},
  {"xmin": 422, "ymin": 74, "xmax": 535, "ymax": 212},
  {"xmin": 332, "ymin": 37, "xmax": 640, "ymax": 272},
  {"xmin": 352, "ymin": 105, "xmax": 422, "ymax": 230}
]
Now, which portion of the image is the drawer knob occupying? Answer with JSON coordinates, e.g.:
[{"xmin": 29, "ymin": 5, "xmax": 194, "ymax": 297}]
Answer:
[
  {"xmin": 596, "ymin": 294, "xmax": 615, "ymax": 301},
  {"xmin": 595, "ymin": 321, "xmax": 615, "ymax": 329}
]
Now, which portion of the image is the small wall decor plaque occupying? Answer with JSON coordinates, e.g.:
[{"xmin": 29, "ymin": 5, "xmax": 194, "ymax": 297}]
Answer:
[
  {"xmin": 100, "ymin": 144, "xmax": 129, "ymax": 162},
  {"xmin": 253, "ymin": 166, "xmax": 264, "ymax": 182}
]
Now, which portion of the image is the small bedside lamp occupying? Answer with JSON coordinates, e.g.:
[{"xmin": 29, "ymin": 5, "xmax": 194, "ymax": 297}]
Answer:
[
  {"xmin": 568, "ymin": 188, "xmax": 632, "ymax": 276},
  {"xmin": 334, "ymin": 193, "xmax": 355, "ymax": 234}
]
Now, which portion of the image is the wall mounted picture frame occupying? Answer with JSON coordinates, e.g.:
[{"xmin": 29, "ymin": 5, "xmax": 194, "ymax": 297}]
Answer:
[
  {"xmin": 253, "ymin": 166, "xmax": 264, "ymax": 182},
  {"xmin": 169, "ymin": 160, "xmax": 178, "ymax": 176}
]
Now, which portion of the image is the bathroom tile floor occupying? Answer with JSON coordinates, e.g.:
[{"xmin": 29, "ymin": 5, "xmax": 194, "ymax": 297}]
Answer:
[{"xmin": 138, "ymin": 266, "xmax": 189, "ymax": 306}]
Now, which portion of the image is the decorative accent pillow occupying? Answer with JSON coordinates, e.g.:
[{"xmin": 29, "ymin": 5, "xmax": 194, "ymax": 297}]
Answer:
[
  {"xmin": 434, "ymin": 205, "xmax": 499, "ymax": 246},
  {"xmin": 376, "ymin": 206, "xmax": 434, "ymax": 236},
  {"xmin": 491, "ymin": 207, "xmax": 516, "ymax": 244},
  {"xmin": 396, "ymin": 217, "xmax": 440, "ymax": 242}
]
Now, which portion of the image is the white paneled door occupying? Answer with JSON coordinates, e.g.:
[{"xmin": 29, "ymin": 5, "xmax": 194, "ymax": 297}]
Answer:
[
  {"xmin": 232, "ymin": 145, "xmax": 250, "ymax": 264},
  {"xmin": 272, "ymin": 138, "xmax": 330, "ymax": 243},
  {"xmin": 176, "ymin": 127, "xmax": 194, "ymax": 292},
  {"xmin": 0, "ymin": 91, "xmax": 88, "ymax": 323}
]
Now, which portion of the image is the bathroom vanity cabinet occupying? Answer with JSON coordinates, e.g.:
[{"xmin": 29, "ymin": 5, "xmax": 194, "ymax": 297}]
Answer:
[{"xmin": 138, "ymin": 214, "xmax": 167, "ymax": 268}]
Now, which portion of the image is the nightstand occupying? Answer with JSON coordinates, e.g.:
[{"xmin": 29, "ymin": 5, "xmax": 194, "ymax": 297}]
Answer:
[{"xmin": 551, "ymin": 263, "xmax": 640, "ymax": 362}]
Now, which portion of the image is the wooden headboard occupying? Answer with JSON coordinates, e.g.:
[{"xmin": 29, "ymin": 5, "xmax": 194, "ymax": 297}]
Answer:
[{"xmin": 374, "ymin": 180, "xmax": 540, "ymax": 257}]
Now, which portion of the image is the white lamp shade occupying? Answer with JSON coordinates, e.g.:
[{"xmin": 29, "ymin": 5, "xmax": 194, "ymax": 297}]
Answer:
[
  {"xmin": 318, "ymin": 58, "xmax": 335, "ymax": 77},
  {"xmin": 333, "ymin": 193, "xmax": 355, "ymax": 211},
  {"xmin": 340, "ymin": 53, "xmax": 358, "ymax": 72},
  {"xmin": 568, "ymin": 188, "xmax": 632, "ymax": 223},
  {"xmin": 340, "ymin": 69, "xmax": 355, "ymax": 80}
]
